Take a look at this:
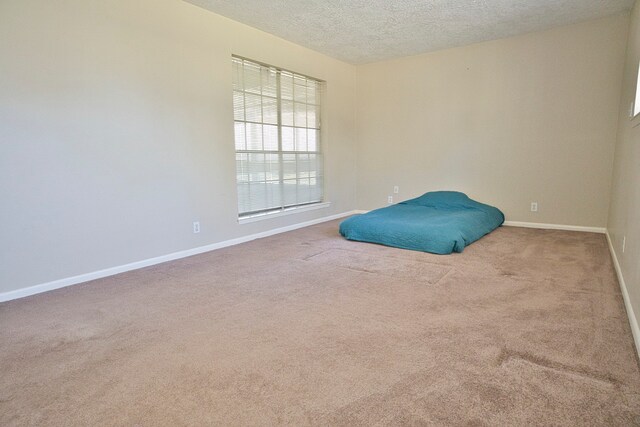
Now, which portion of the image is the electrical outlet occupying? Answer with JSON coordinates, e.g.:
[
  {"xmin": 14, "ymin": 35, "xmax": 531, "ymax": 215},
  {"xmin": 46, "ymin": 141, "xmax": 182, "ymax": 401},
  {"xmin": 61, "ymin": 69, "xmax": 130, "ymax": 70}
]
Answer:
[
  {"xmin": 193, "ymin": 221, "xmax": 200, "ymax": 234},
  {"xmin": 623, "ymin": 236, "xmax": 626, "ymax": 253},
  {"xmin": 530, "ymin": 202, "xmax": 538, "ymax": 212},
  {"xmin": 393, "ymin": 186, "xmax": 399, "ymax": 194},
  {"xmin": 387, "ymin": 196, "xmax": 393, "ymax": 204}
]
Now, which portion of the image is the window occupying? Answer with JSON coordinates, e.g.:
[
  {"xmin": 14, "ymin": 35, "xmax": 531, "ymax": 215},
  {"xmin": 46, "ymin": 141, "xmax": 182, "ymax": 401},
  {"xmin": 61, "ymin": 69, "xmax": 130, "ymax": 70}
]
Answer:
[{"xmin": 232, "ymin": 56, "xmax": 324, "ymax": 219}]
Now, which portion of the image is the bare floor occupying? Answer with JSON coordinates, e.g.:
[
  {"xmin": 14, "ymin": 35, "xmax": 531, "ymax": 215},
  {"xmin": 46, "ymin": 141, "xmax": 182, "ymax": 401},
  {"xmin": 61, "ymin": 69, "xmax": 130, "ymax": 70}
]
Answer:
[{"xmin": 1, "ymin": 221, "xmax": 640, "ymax": 425}]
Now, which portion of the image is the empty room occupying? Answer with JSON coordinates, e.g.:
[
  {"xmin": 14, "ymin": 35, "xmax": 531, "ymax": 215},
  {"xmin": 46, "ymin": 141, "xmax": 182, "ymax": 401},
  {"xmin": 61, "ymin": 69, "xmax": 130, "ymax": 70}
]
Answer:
[{"xmin": 2, "ymin": 0, "xmax": 640, "ymax": 424}]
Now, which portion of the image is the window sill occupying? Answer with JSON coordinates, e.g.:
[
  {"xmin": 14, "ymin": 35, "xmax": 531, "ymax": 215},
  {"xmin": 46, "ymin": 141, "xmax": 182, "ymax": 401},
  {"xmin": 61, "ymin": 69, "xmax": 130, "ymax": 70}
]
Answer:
[{"xmin": 238, "ymin": 202, "xmax": 332, "ymax": 224}]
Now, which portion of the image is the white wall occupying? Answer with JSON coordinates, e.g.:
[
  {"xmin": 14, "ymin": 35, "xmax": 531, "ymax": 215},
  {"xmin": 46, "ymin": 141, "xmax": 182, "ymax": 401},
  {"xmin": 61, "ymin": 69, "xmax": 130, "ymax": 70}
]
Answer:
[
  {"xmin": 356, "ymin": 14, "xmax": 629, "ymax": 227},
  {"xmin": 608, "ymin": 1, "xmax": 640, "ymax": 328},
  {"xmin": 0, "ymin": 0, "xmax": 357, "ymax": 294}
]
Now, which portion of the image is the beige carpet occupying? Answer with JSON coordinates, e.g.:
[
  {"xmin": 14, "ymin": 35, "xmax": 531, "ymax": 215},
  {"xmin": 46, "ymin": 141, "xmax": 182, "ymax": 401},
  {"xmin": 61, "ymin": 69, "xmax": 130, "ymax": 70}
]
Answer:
[{"xmin": 2, "ymin": 221, "xmax": 640, "ymax": 425}]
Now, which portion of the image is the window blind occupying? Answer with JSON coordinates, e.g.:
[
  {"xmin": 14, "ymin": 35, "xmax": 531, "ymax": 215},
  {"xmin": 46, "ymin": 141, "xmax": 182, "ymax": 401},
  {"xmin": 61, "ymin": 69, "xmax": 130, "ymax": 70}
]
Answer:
[{"xmin": 232, "ymin": 56, "xmax": 324, "ymax": 218}]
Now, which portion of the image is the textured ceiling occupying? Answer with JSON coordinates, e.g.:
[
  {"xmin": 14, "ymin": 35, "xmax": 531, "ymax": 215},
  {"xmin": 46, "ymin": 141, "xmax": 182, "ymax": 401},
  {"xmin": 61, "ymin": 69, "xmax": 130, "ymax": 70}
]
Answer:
[{"xmin": 185, "ymin": 0, "xmax": 635, "ymax": 64}]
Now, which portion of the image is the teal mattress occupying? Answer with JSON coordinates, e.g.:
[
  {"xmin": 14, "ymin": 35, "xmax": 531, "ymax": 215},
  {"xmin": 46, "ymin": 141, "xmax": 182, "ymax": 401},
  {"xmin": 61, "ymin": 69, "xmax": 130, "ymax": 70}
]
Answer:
[{"xmin": 339, "ymin": 191, "xmax": 504, "ymax": 254}]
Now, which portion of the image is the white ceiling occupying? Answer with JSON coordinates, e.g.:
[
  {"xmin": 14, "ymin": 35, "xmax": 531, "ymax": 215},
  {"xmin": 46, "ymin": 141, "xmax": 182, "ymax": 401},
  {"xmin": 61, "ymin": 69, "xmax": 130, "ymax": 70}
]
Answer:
[{"xmin": 185, "ymin": 0, "xmax": 635, "ymax": 64}]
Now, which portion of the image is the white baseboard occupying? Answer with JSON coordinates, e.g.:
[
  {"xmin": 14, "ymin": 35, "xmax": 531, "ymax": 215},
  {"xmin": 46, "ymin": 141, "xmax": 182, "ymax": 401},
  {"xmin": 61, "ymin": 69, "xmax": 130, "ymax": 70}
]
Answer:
[
  {"xmin": 502, "ymin": 221, "xmax": 606, "ymax": 234},
  {"xmin": 606, "ymin": 231, "xmax": 640, "ymax": 357},
  {"xmin": 0, "ymin": 210, "xmax": 358, "ymax": 303}
]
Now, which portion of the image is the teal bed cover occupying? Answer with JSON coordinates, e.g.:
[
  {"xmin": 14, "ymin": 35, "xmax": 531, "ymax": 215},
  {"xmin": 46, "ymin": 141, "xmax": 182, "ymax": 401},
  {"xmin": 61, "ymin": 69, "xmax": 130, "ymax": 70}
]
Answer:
[{"xmin": 339, "ymin": 191, "xmax": 504, "ymax": 254}]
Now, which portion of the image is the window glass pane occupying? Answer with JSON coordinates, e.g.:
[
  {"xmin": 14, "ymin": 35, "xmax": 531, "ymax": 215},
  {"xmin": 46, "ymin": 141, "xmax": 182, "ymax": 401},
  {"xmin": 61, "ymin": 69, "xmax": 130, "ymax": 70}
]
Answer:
[
  {"xmin": 283, "ymin": 179, "xmax": 297, "ymax": 206},
  {"xmin": 307, "ymin": 129, "xmax": 318, "ymax": 152},
  {"xmin": 248, "ymin": 153, "xmax": 266, "ymax": 182},
  {"xmin": 308, "ymin": 154, "xmax": 323, "ymax": 202},
  {"xmin": 310, "ymin": 153, "xmax": 321, "ymax": 171},
  {"xmin": 293, "ymin": 76, "xmax": 307, "ymax": 103},
  {"xmin": 246, "ymin": 123, "xmax": 263, "ymax": 150},
  {"xmin": 297, "ymin": 153, "xmax": 310, "ymax": 178},
  {"xmin": 309, "ymin": 177, "xmax": 323, "ymax": 201},
  {"xmin": 306, "ymin": 81, "xmax": 317, "ymax": 105},
  {"xmin": 282, "ymin": 126, "xmax": 294, "ymax": 151},
  {"xmin": 295, "ymin": 127, "xmax": 307, "ymax": 152},
  {"xmin": 283, "ymin": 154, "xmax": 296, "ymax": 180},
  {"xmin": 281, "ymin": 100, "xmax": 294, "ymax": 126},
  {"xmin": 233, "ymin": 91, "xmax": 245, "ymax": 121},
  {"xmin": 297, "ymin": 178, "xmax": 314, "ymax": 204},
  {"xmin": 244, "ymin": 63, "xmax": 262, "ymax": 95},
  {"xmin": 248, "ymin": 182, "xmax": 268, "ymax": 212},
  {"xmin": 234, "ymin": 122, "xmax": 246, "ymax": 151},
  {"xmin": 314, "ymin": 154, "xmax": 324, "ymax": 178},
  {"xmin": 307, "ymin": 105, "xmax": 317, "ymax": 129},
  {"xmin": 261, "ymin": 68, "xmax": 277, "ymax": 98},
  {"xmin": 244, "ymin": 93, "xmax": 262, "ymax": 123},
  {"xmin": 263, "ymin": 96, "xmax": 277, "ymax": 125},
  {"xmin": 263, "ymin": 125, "xmax": 278, "ymax": 151},
  {"xmin": 236, "ymin": 153, "xmax": 248, "ymax": 183},
  {"xmin": 265, "ymin": 153, "xmax": 281, "ymax": 181},
  {"xmin": 232, "ymin": 59, "xmax": 243, "ymax": 91},
  {"xmin": 294, "ymin": 103, "xmax": 307, "ymax": 128},
  {"xmin": 263, "ymin": 181, "xmax": 281, "ymax": 210},
  {"xmin": 281, "ymin": 73, "xmax": 294, "ymax": 100}
]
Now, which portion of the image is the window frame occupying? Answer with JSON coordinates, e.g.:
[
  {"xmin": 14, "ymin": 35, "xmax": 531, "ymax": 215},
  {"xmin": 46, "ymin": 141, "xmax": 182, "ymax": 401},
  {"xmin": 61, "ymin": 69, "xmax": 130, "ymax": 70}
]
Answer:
[{"xmin": 232, "ymin": 55, "xmax": 327, "ymax": 221}]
